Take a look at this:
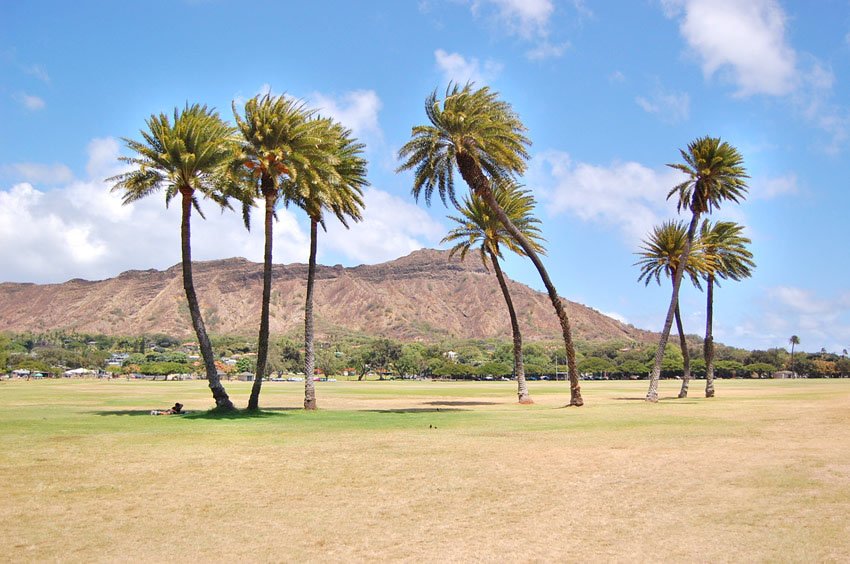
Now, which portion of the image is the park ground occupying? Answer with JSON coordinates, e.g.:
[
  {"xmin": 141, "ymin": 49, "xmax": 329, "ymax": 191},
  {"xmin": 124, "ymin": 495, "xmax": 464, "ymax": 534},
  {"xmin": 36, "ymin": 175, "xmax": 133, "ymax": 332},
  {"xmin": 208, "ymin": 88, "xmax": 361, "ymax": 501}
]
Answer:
[{"xmin": 1, "ymin": 378, "xmax": 849, "ymax": 562}]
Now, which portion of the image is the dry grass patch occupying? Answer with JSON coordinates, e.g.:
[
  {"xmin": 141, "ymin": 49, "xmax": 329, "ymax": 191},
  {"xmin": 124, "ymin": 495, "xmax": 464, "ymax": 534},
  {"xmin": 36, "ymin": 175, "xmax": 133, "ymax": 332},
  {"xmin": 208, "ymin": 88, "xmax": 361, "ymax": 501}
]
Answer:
[{"xmin": 1, "ymin": 378, "xmax": 848, "ymax": 562}]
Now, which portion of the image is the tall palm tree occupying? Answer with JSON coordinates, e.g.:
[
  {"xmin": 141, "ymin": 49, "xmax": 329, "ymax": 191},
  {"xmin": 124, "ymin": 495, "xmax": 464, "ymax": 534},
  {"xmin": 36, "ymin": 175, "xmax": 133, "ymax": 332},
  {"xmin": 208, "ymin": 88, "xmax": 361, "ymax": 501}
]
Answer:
[
  {"xmin": 635, "ymin": 220, "xmax": 707, "ymax": 399},
  {"xmin": 645, "ymin": 136, "xmax": 748, "ymax": 402},
  {"xmin": 109, "ymin": 104, "xmax": 238, "ymax": 410},
  {"xmin": 397, "ymin": 83, "xmax": 584, "ymax": 406},
  {"xmin": 789, "ymin": 335, "xmax": 800, "ymax": 374},
  {"xmin": 282, "ymin": 118, "xmax": 368, "ymax": 410},
  {"xmin": 233, "ymin": 93, "xmax": 329, "ymax": 410},
  {"xmin": 442, "ymin": 180, "xmax": 544, "ymax": 404},
  {"xmin": 699, "ymin": 220, "xmax": 754, "ymax": 397}
]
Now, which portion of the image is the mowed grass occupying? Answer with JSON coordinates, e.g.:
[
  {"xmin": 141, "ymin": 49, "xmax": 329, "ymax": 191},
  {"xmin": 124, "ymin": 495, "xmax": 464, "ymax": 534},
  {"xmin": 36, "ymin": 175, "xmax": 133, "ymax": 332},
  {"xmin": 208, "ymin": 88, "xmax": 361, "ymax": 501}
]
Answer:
[{"xmin": 1, "ymin": 379, "xmax": 849, "ymax": 562}]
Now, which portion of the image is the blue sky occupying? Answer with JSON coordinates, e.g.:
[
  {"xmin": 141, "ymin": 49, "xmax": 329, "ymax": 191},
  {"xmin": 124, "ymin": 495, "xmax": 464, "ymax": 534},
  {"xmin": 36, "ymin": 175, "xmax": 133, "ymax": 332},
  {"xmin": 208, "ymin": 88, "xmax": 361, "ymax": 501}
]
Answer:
[{"xmin": 1, "ymin": 0, "xmax": 849, "ymax": 353}]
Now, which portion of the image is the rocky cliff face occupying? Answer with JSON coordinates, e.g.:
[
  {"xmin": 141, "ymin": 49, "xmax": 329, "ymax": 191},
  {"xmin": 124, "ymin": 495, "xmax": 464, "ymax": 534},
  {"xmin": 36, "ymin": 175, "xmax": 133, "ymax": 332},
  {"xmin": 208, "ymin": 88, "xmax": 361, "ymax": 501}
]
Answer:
[{"xmin": 0, "ymin": 248, "xmax": 654, "ymax": 343}]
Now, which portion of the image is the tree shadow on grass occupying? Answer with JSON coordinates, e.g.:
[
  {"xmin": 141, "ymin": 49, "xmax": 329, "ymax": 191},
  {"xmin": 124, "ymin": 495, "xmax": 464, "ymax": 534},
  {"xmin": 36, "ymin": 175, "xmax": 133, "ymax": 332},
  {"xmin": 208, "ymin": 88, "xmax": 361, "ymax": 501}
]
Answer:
[
  {"xmin": 366, "ymin": 408, "xmax": 468, "ymax": 414},
  {"xmin": 91, "ymin": 408, "xmax": 293, "ymax": 419},
  {"xmin": 424, "ymin": 401, "xmax": 498, "ymax": 406},
  {"xmin": 613, "ymin": 396, "xmax": 697, "ymax": 403}
]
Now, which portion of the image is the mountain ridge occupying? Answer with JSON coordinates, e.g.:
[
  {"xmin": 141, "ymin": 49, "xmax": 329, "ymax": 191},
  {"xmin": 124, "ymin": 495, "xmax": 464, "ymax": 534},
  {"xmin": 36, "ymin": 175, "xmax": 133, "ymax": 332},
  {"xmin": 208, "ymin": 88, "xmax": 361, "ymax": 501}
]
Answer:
[{"xmin": 0, "ymin": 248, "xmax": 655, "ymax": 343}]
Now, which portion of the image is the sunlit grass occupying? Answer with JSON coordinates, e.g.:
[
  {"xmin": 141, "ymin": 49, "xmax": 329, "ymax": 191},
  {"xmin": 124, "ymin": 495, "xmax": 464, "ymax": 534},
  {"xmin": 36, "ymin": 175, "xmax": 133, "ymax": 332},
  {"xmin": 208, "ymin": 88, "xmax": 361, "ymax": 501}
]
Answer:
[{"xmin": 1, "ymin": 378, "xmax": 849, "ymax": 561}]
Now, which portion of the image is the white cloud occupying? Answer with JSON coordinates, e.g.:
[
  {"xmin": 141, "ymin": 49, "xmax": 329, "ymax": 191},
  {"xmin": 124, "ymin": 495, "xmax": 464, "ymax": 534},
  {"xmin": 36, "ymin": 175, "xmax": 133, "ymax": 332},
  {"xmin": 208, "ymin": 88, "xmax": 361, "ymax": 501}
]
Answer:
[
  {"xmin": 732, "ymin": 287, "xmax": 850, "ymax": 352},
  {"xmin": 528, "ymin": 150, "xmax": 687, "ymax": 241},
  {"xmin": 750, "ymin": 173, "xmax": 798, "ymax": 200},
  {"xmin": 465, "ymin": 0, "xmax": 572, "ymax": 60},
  {"xmin": 662, "ymin": 0, "xmax": 796, "ymax": 97},
  {"xmin": 321, "ymin": 187, "xmax": 445, "ymax": 264},
  {"xmin": 635, "ymin": 85, "xmax": 690, "ymax": 124},
  {"xmin": 16, "ymin": 92, "xmax": 45, "ymax": 110},
  {"xmin": 309, "ymin": 89, "xmax": 383, "ymax": 141},
  {"xmin": 472, "ymin": 0, "xmax": 554, "ymax": 40},
  {"xmin": 0, "ymin": 138, "xmax": 311, "ymax": 284},
  {"xmin": 434, "ymin": 49, "xmax": 503, "ymax": 85},
  {"xmin": 0, "ymin": 162, "xmax": 73, "ymax": 184}
]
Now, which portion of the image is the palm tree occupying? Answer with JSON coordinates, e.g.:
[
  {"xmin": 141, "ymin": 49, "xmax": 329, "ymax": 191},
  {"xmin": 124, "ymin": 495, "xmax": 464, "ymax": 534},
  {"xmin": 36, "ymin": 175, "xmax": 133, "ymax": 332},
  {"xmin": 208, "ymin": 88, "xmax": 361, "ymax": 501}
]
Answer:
[
  {"xmin": 282, "ymin": 118, "xmax": 367, "ymax": 410},
  {"xmin": 109, "ymin": 104, "xmax": 238, "ymax": 410},
  {"xmin": 442, "ymin": 180, "xmax": 544, "ymax": 404},
  {"xmin": 233, "ymin": 93, "xmax": 329, "ymax": 410},
  {"xmin": 645, "ymin": 136, "xmax": 748, "ymax": 402},
  {"xmin": 397, "ymin": 83, "xmax": 584, "ymax": 406},
  {"xmin": 699, "ymin": 220, "xmax": 754, "ymax": 397},
  {"xmin": 635, "ymin": 220, "xmax": 707, "ymax": 399},
  {"xmin": 789, "ymin": 335, "xmax": 800, "ymax": 374}
]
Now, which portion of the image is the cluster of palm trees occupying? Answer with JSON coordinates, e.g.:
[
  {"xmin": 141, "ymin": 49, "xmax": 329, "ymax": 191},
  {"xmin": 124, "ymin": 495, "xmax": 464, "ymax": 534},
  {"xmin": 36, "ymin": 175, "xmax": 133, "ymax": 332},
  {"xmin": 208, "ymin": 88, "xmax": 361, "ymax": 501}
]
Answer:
[
  {"xmin": 638, "ymin": 137, "xmax": 754, "ymax": 401},
  {"xmin": 636, "ymin": 219, "xmax": 754, "ymax": 398},
  {"xmin": 109, "ymin": 83, "xmax": 756, "ymax": 411},
  {"xmin": 110, "ymin": 98, "xmax": 367, "ymax": 411}
]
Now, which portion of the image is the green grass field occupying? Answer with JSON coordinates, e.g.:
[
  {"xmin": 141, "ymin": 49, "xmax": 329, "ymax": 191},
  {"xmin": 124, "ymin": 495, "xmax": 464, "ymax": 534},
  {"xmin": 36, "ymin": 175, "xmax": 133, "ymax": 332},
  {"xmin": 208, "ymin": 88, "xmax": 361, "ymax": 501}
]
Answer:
[{"xmin": 2, "ymin": 378, "xmax": 849, "ymax": 562}]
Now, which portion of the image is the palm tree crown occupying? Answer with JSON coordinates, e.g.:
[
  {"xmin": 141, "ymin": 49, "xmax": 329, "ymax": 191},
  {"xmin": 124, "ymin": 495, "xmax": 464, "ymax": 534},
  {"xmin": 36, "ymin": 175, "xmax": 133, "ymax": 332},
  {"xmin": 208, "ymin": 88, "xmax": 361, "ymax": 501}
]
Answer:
[
  {"xmin": 635, "ymin": 220, "xmax": 706, "ymax": 289},
  {"xmin": 233, "ymin": 93, "xmax": 330, "ymax": 212},
  {"xmin": 442, "ymin": 179, "xmax": 544, "ymax": 265},
  {"xmin": 667, "ymin": 136, "xmax": 749, "ymax": 215},
  {"xmin": 698, "ymin": 220, "xmax": 755, "ymax": 284},
  {"xmin": 110, "ymin": 103, "xmax": 238, "ymax": 208},
  {"xmin": 396, "ymin": 82, "xmax": 530, "ymax": 206},
  {"xmin": 282, "ymin": 118, "xmax": 367, "ymax": 228}
]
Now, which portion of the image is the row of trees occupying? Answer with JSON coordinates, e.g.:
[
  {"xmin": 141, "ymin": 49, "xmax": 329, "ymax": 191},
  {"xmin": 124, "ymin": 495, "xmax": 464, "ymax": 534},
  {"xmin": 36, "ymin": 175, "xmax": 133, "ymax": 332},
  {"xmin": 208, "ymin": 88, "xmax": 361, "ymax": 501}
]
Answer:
[
  {"xmin": 6, "ymin": 330, "xmax": 850, "ymax": 379},
  {"xmin": 110, "ymin": 96, "xmax": 368, "ymax": 411}
]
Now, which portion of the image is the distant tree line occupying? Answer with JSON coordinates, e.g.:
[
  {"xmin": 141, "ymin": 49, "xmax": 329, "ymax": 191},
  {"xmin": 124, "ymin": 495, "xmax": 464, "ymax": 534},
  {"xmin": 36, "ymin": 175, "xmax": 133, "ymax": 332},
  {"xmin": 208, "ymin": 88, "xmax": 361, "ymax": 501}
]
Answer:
[{"xmin": 3, "ymin": 331, "xmax": 849, "ymax": 380}]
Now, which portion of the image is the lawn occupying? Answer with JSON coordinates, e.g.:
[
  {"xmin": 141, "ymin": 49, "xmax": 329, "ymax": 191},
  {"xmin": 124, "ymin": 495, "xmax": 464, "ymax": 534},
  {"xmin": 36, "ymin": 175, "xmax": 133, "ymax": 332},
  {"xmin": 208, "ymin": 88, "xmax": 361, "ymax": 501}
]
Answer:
[{"xmin": 1, "ymin": 378, "xmax": 848, "ymax": 562}]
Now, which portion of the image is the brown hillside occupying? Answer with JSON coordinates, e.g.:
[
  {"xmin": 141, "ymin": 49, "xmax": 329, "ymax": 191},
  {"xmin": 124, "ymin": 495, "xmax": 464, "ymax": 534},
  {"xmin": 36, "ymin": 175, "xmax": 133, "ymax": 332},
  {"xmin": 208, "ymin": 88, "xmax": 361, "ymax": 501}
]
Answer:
[{"xmin": 0, "ymin": 249, "xmax": 654, "ymax": 343}]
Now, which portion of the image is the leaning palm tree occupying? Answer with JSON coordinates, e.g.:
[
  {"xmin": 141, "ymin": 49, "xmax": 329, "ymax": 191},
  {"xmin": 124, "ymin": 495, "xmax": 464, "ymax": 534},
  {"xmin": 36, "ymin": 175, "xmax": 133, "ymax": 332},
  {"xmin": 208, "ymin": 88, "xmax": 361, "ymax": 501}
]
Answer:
[
  {"xmin": 109, "ymin": 104, "xmax": 238, "ymax": 410},
  {"xmin": 645, "ymin": 136, "xmax": 748, "ymax": 402},
  {"xmin": 282, "ymin": 118, "xmax": 367, "ymax": 410},
  {"xmin": 789, "ymin": 335, "xmax": 801, "ymax": 374},
  {"xmin": 635, "ymin": 220, "xmax": 707, "ymax": 399},
  {"xmin": 699, "ymin": 220, "xmax": 754, "ymax": 397},
  {"xmin": 233, "ymin": 93, "xmax": 330, "ymax": 410},
  {"xmin": 443, "ymin": 180, "xmax": 544, "ymax": 404},
  {"xmin": 397, "ymin": 83, "xmax": 584, "ymax": 406}
]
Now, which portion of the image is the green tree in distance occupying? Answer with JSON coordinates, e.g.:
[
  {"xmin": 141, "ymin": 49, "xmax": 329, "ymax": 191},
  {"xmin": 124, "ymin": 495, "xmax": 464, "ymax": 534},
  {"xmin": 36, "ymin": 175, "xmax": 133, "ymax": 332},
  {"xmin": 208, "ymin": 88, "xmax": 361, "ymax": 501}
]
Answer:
[
  {"xmin": 397, "ymin": 83, "xmax": 584, "ymax": 406},
  {"xmin": 442, "ymin": 179, "xmax": 544, "ymax": 404},
  {"xmin": 646, "ymin": 136, "xmax": 748, "ymax": 402},
  {"xmin": 109, "ymin": 104, "xmax": 238, "ymax": 410}
]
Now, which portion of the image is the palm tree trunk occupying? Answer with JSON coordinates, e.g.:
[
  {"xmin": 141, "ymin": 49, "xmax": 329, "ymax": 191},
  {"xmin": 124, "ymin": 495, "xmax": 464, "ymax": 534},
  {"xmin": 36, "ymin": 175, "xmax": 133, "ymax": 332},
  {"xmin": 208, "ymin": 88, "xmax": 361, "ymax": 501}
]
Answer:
[
  {"xmin": 456, "ymin": 153, "xmax": 582, "ymax": 406},
  {"xmin": 488, "ymin": 247, "xmax": 532, "ymax": 404},
  {"xmin": 180, "ymin": 190, "xmax": 234, "ymax": 411},
  {"xmin": 303, "ymin": 218, "xmax": 318, "ymax": 410},
  {"xmin": 247, "ymin": 182, "xmax": 276, "ymax": 410},
  {"xmin": 704, "ymin": 275, "xmax": 715, "ymax": 397},
  {"xmin": 676, "ymin": 302, "xmax": 691, "ymax": 398},
  {"xmin": 646, "ymin": 212, "xmax": 701, "ymax": 402}
]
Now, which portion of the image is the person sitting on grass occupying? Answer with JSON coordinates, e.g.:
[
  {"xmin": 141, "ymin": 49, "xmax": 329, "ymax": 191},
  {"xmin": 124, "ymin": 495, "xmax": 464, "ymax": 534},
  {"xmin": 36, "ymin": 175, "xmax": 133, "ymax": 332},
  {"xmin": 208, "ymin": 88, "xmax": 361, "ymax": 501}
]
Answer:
[{"xmin": 151, "ymin": 402, "xmax": 184, "ymax": 415}]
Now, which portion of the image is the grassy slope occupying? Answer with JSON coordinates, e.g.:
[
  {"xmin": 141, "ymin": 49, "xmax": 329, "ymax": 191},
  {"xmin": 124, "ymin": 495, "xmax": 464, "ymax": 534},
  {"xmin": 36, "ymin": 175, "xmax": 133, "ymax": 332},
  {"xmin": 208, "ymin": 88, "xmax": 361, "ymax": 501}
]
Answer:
[{"xmin": 1, "ymin": 379, "xmax": 849, "ymax": 561}]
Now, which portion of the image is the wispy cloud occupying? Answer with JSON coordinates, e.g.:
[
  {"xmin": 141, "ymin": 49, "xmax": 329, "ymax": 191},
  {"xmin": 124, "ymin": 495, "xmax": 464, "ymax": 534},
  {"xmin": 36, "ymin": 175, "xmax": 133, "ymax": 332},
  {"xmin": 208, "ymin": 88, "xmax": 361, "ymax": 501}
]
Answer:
[
  {"xmin": 23, "ymin": 64, "xmax": 50, "ymax": 84},
  {"xmin": 465, "ymin": 0, "xmax": 574, "ymax": 60},
  {"xmin": 434, "ymin": 49, "xmax": 503, "ymax": 85},
  {"xmin": 662, "ymin": 0, "xmax": 849, "ymax": 152},
  {"xmin": 528, "ymin": 150, "xmax": 686, "ymax": 241},
  {"xmin": 16, "ymin": 92, "xmax": 45, "ymax": 111},
  {"xmin": 0, "ymin": 162, "xmax": 73, "ymax": 184},
  {"xmin": 662, "ymin": 0, "xmax": 796, "ymax": 97},
  {"xmin": 635, "ymin": 83, "xmax": 690, "ymax": 124}
]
